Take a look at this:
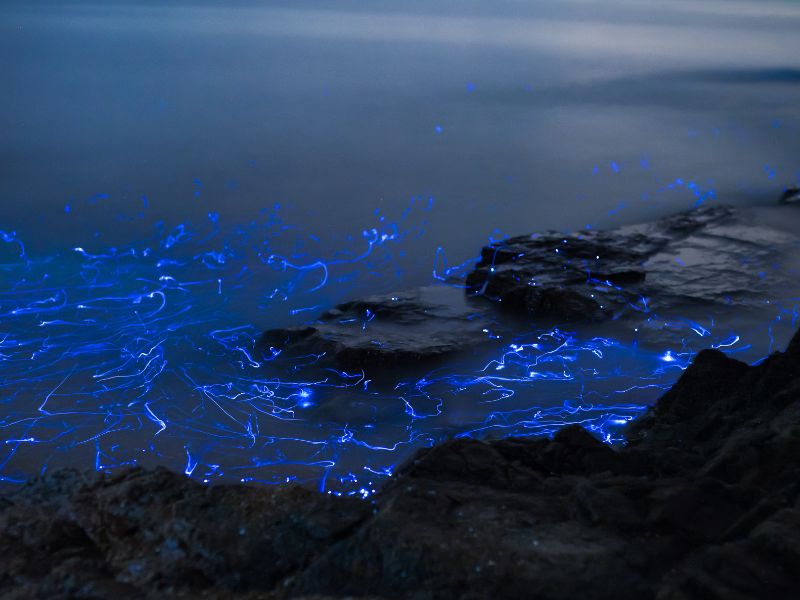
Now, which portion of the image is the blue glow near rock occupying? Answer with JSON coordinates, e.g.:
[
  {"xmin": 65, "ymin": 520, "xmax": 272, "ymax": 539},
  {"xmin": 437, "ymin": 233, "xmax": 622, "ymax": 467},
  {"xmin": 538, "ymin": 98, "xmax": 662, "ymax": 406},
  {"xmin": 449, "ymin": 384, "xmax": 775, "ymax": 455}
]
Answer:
[{"xmin": 0, "ymin": 184, "xmax": 797, "ymax": 497}]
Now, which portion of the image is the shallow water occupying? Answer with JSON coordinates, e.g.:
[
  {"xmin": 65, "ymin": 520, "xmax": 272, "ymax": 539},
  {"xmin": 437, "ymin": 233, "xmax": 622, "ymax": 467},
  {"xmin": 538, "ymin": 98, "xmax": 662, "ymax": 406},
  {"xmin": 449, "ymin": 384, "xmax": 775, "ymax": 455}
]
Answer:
[{"xmin": 1, "ymin": 0, "xmax": 800, "ymax": 493}]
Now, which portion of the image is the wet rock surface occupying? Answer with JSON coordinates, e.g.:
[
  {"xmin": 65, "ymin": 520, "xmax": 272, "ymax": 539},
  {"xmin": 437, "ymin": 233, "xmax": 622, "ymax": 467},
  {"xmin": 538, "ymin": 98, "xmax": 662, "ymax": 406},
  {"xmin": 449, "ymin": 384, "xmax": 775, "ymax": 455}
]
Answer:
[
  {"xmin": 260, "ymin": 206, "xmax": 797, "ymax": 368},
  {"xmin": 257, "ymin": 285, "xmax": 506, "ymax": 370},
  {"xmin": 3, "ymin": 329, "xmax": 800, "ymax": 599},
  {"xmin": 466, "ymin": 205, "xmax": 795, "ymax": 320}
]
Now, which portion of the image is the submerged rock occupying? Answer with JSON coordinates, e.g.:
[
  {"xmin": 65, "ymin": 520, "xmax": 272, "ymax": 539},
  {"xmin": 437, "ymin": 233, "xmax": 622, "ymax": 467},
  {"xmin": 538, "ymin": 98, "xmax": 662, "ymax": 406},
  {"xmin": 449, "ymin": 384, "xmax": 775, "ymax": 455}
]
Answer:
[
  {"xmin": 257, "ymin": 285, "xmax": 506, "ymax": 370},
  {"xmin": 4, "ymin": 330, "xmax": 800, "ymax": 599},
  {"xmin": 466, "ymin": 205, "xmax": 795, "ymax": 319}
]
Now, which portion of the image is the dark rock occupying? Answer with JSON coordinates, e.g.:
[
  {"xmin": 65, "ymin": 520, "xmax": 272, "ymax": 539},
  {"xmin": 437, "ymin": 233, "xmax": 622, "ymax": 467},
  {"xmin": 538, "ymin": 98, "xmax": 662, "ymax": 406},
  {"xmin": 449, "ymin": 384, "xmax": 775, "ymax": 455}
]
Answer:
[
  {"xmin": 657, "ymin": 506, "xmax": 800, "ymax": 599},
  {"xmin": 779, "ymin": 187, "xmax": 800, "ymax": 205},
  {"xmin": 258, "ymin": 205, "xmax": 796, "ymax": 370},
  {"xmin": 284, "ymin": 335, "xmax": 800, "ymax": 599},
  {"xmin": 568, "ymin": 479, "xmax": 644, "ymax": 528},
  {"xmin": 6, "ymin": 253, "xmax": 800, "ymax": 598},
  {"xmin": 466, "ymin": 205, "xmax": 795, "ymax": 320},
  {"xmin": 396, "ymin": 425, "xmax": 628, "ymax": 493},
  {"xmin": 644, "ymin": 479, "xmax": 745, "ymax": 541},
  {"xmin": 0, "ymin": 468, "xmax": 369, "ymax": 599},
  {"xmin": 257, "ymin": 285, "xmax": 506, "ymax": 370},
  {"xmin": 4, "ymin": 331, "xmax": 800, "ymax": 598}
]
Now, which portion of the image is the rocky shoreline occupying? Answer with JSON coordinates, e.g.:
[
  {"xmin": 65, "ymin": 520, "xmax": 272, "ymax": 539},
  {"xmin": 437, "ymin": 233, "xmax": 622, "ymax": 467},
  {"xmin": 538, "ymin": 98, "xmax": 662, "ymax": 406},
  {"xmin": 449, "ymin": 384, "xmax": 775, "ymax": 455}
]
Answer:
[
  {"xmin": 3, "ymin": 203, "xmax": 800, "ymax": 599},
  {"xmin": 257, "ymin": 205, "xmax": 796, "ymax": 372},
  {"xmin": 2, "ymin": 333, "xmax": 799, "ymax": 599}
]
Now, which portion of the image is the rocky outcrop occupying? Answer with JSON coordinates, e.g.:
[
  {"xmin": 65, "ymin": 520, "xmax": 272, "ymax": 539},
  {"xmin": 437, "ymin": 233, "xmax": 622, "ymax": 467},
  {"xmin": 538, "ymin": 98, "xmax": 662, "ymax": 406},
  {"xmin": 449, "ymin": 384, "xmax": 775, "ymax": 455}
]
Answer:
[
  {"xmin": 259, "ymin": 206, "xmax": 796, "ymax": 369},
  {"xmin": 466, "ymin": 205, "xmax": 794, "ymax": 320},
  {"xmin": 0, "ymin": 469, "xmax": 369, "ymax": 600},
  {"xmin": 257, "ymin": 285, "xmax": 506, "ymax": 371},
  {"xmin": 3, "ymin": 329, "xmax": 800, "ymax": 599}
]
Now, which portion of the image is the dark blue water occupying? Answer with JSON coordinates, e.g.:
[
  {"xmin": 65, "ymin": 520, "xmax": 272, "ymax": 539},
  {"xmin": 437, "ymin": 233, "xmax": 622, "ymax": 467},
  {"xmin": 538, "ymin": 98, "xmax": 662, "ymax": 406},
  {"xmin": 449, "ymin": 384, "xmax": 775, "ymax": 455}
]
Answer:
[{"xmin": 1, "ymin": 0, "xmax": 800, "ymax": 494}]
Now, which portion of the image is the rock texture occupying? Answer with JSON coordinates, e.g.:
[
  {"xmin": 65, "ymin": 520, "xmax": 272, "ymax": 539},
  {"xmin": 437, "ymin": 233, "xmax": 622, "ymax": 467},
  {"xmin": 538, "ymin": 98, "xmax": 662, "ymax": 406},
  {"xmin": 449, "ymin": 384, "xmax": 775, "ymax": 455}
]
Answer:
[
  {"xmin": 466, "ymin": 205, "xmax": 793, "ymax": 319},
  {"xmin": 257, "ymin": 286, "xmax": 505, "ymax": 370},
  {"xmin": 3, "ymin": 330, "xmax": 800, "ymax": 599},
  {"xmin": 260, "ymin": 206, "xmax": 795, "ymax": 368}
]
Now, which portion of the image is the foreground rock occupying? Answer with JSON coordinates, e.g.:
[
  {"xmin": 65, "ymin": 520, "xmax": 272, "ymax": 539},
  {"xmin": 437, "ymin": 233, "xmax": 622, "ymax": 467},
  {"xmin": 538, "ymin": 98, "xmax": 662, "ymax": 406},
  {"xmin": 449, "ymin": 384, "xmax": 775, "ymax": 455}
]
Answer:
[
  {"xmin": 3, "ymin": 330, "xmax": 800, "ymax": 599},
  {"xmin": 260, "ymin": 205, "xmax": 796, "ymax": 369}
]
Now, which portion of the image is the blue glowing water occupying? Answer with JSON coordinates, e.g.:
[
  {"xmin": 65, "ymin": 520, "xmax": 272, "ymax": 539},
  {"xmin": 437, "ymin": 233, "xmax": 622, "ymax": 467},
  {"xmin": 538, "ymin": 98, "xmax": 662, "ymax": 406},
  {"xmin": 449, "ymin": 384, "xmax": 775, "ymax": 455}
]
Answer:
[
  {"xmin": 2, "ymin": 0, "xmax": 800, "ymax": 495},
  {"xmin": 1, "ymin": 196, "xmax": 798, "ymax": 496}
]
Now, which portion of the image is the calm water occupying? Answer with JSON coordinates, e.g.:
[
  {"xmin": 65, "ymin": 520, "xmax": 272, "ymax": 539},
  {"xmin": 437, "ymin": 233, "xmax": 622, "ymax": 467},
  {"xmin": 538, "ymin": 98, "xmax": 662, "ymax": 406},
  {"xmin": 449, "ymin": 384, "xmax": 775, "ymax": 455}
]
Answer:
[{"xmin": 1, "ymin": 0, "xmax": 800, "ymax": 492}]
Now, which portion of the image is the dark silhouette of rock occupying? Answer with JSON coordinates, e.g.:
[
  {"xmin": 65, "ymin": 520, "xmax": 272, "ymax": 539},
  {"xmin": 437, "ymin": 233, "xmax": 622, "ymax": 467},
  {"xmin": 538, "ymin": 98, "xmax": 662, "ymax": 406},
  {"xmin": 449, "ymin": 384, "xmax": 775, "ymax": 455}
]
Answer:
[
  {"xmin": 3, "ymin": 330, "xmax": 800, "ymax": 599},
  {"xmin": 0, "ymin": 468, "xmax": 369, "ymax": 599}
]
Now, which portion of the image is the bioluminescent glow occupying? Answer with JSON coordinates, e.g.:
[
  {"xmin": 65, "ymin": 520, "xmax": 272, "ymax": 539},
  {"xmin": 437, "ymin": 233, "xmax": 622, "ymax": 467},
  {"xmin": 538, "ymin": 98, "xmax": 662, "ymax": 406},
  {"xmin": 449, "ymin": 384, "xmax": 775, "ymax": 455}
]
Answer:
[
  {"xmin": 2, "ymin": 0, "xmax": 800, "ymax": 502},
  {"xmin": 2, "ymin": 186, "xmax": 798, "ymax": 497}
]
